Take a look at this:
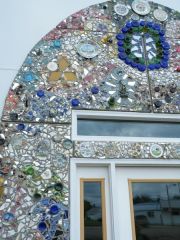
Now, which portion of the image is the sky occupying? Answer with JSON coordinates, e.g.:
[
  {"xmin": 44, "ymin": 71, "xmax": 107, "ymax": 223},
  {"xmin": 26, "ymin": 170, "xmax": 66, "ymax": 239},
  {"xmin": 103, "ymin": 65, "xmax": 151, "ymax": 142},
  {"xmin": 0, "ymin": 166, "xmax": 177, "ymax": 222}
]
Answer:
[{"xmin": 0, "ymin": 0, "xmax": 179, "ymax": 116}]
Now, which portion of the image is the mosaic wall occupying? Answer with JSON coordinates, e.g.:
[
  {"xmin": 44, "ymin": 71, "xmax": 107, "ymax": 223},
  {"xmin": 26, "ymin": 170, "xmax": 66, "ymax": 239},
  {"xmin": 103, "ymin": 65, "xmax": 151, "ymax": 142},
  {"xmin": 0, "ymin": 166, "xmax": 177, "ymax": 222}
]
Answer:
[
  {"xmin": 0, "ymin": 0, "xmax": 180, "ymax": 239},
  {"xmin": 0, "ymin": 122, "xmax": 72, "ymax": 239},
  {"xmin": 75, "ymin": 141, "xmax": 180, "ymax": 159}
]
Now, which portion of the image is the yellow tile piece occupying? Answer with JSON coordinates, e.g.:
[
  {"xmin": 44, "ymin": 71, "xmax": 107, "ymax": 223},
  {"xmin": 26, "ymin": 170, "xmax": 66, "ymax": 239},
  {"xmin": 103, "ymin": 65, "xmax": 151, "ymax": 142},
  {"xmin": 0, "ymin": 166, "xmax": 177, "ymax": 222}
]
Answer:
[
  {"xmin": 0, "ymin": 177, "xmax": 4, "ymax": 198},
  {"xmin": 48, "ymin": 71, "xmax": 62, "ymax": 82},
  {"xmin": 101, "ymin": 35, "xmax": 113, "ymax": 44},
  {"xmin": 64, "ymin": 72, "xmax": 77, "ymax": 81},
  {"xmin": 58, "ymin": 56, "xmax": 70, "ymax": 71},
  {"xmin": 0, "ymin": 177, "xmax": 4, "ymax": 185},
  {"xmin": 0, "ymin": 186, "xmax": 4, "ymax": 198},
  {"xmin": 101, "ymin": 36, "xmax": 109, "ymax": 44}
]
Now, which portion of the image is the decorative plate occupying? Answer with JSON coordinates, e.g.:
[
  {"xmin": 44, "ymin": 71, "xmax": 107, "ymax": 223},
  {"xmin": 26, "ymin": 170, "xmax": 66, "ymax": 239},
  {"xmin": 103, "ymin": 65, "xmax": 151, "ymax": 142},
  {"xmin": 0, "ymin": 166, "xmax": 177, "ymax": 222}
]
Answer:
[{"xmin": 150, "ymin": 144, "xmax": 164, "ymax": 158}]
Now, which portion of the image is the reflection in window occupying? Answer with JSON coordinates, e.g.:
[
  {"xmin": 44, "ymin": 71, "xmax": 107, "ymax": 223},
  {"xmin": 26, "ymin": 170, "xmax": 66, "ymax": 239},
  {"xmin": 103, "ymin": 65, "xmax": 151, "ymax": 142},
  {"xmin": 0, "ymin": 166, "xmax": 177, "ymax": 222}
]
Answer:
[
  {"xmin": 81, "ymin": 180, "xmax": 106, "ymax": 240},
  {"xmin": 131, "ymin": 181, "xmax": 180, "ymax": 240},
  {"xmin": 77, "ymin": 119, "xmax": 180, "ymax": 138}
]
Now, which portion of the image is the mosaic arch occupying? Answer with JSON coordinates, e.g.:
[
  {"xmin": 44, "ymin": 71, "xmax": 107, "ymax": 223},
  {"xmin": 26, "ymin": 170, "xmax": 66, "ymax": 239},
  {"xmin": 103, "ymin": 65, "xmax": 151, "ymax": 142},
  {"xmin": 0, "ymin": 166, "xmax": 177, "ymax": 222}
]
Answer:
[{"xmin": 0, "ymin": 0, "xmax": 180, "ymax": 239}]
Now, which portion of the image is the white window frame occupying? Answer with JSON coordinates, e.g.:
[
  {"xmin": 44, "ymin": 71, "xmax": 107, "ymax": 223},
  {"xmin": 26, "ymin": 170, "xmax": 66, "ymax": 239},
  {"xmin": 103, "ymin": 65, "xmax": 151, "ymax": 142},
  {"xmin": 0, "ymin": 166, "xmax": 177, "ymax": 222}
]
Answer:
[{"xmin": 72, "ymin": 110, "xmax": 180, "ymax": 143}]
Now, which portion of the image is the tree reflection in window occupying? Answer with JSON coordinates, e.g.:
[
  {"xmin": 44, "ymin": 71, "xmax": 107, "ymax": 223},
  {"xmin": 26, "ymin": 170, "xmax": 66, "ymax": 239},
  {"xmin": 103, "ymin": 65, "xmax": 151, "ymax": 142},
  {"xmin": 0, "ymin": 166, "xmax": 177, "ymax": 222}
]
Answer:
[
  {"xmin": 131, "ymin": 182, "xmax": 180, "ymax": 240},
  {"xmin": 82, "ymin": 180, "xmax": 105, "ymax": 240}
]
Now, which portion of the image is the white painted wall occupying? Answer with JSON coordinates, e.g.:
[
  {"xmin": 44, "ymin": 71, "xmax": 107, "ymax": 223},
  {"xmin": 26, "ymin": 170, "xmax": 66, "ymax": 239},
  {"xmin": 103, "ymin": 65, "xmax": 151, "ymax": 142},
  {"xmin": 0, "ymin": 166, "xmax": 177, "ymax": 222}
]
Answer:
[{"xmin": 0, "ymin": 0, "xmax": 179, "ymax": 117}]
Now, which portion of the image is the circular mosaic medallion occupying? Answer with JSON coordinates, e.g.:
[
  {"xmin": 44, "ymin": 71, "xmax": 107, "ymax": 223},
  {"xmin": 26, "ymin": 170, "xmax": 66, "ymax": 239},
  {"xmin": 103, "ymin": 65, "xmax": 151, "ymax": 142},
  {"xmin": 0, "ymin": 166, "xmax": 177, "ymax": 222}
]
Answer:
[
  {"xmin": 150, "ymin": 144, "xmax": 164, "ymax": 158},
  {"xmin": 153, "ymin": 8, "xmax": 168, "ymax": 22},
  {"xmin": 76, "ymin": 40, "xmax": 101, "ymax": 58},
  {"xmin": 132, "ymin": 0, "xmax": 151, "ymax": 16},
  {"xmin": 114, "ymin": 3, "xmax": 129, "ymax": 16},
  {"xmin": 116, "ymin": 20, "xmax": 170, "ymax": 71}
]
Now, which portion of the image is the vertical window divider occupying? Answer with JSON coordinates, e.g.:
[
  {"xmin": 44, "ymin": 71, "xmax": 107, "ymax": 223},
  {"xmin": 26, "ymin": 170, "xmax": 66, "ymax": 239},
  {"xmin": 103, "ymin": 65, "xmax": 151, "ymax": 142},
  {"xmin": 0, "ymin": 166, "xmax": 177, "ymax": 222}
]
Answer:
[
  {"xmin": 128, "ymin": 179, "xmax": 136, "ymax": 240},
  {"xmin": 109, "ymin": 163, "xmax": 118, "ymax": 240},
  {"xmin": 80, "ymin": 179, "xmax": 84, "ymax": 240}
]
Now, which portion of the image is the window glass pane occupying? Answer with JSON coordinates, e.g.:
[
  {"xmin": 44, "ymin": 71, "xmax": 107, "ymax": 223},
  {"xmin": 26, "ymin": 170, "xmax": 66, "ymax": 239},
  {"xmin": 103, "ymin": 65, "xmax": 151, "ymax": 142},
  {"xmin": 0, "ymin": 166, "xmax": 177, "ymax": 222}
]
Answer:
[
  {"xmin": 83, "ymin": 181, "xmax": 103, "ymax": 240},
  {"xmin": 77, "ymin": 119, "xmax": 180, "ymax": 138},
  {"xmin": 131, "ymin": 182, "xmax": 180, "ymax": 240}
]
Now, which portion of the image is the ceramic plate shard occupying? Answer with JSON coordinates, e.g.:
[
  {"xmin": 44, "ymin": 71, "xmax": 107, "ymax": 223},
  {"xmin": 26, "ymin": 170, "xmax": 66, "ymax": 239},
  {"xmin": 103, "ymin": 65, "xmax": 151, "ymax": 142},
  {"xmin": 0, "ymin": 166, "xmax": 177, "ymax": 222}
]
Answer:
[
  {"xmin": 131, "ymin": 0, "xmax": 151, "ymax": 16},
  {"xmin": 47, "ymin": 62, "xmax": 58, "ymax": 71},
  {"xmin": 150, "ymin": 144, "xmax": 164, "ymax": 158},
  {"xmin": 153, "ymin": 8, "xmax": 168, "ymax": 22},
  {"xmin": 114, "ymin": 3, "xmax": 129, "ymax": 16},
  {"xmin": 76, "ymin": 40, "xmax": 101, "ymax": 59}
]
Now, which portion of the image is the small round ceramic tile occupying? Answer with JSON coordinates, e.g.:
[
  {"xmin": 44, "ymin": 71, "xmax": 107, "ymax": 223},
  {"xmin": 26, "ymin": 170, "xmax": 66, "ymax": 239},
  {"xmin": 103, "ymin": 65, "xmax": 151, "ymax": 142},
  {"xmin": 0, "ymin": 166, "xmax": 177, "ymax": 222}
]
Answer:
[
  {"xmin": 76, "ymin": 40, "xmax": 101, "ymax": 58},
  {"xmin": 131, "ymin": 0, "xmax": 151, "ymax": 15},
  {"xmin": 47, "ymin": 62, "xmax": 58, "ymax": 71},
  {"xmin": 52, "ymin": 134, "xmax": 62, "ymax": 143},
  {"xmin": 114, "ymin": 3, "xmax": 129, "ymax": 16},
  {"xmin": 150, "ymin": 144, "xmax": 164, "ymax": 158},
  {"xmin": 62, "ymin": 139, "xmax": 73, "ymax": 150},
  {"xmin": 153, "ymin": 8, "xmax": 168, "ymax": 22},
  {"xmin": 56, "ymin": 154, "xmax": 67, "ymax": 167},
  {"xmin": 131, "ymin": 13, "xmax": 140, "ymax": 20}
]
